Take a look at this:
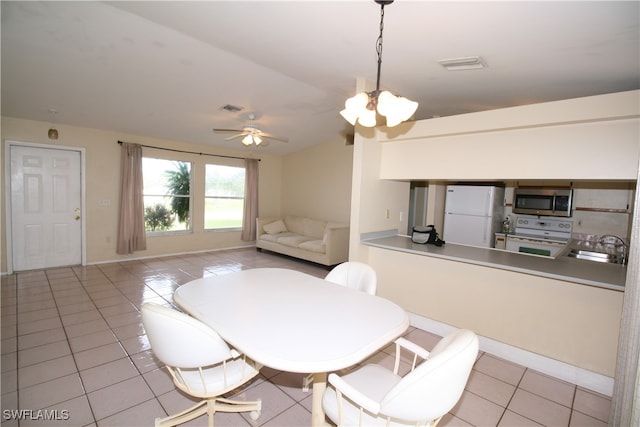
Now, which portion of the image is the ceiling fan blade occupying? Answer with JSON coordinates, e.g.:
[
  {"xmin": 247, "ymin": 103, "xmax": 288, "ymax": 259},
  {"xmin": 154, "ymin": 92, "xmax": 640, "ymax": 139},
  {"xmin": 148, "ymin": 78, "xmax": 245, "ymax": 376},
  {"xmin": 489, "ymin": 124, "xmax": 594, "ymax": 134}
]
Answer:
[
  {"xmin": 260, "ymin": 133, "xmax": 289, "ymax": 143},
  {"xmin": 213, "ymin": 128, "xmax": 245, "ymax": 133},
  {"xmin": 224, "ymin": 134, "xmax": 246, "ymax": 141}
]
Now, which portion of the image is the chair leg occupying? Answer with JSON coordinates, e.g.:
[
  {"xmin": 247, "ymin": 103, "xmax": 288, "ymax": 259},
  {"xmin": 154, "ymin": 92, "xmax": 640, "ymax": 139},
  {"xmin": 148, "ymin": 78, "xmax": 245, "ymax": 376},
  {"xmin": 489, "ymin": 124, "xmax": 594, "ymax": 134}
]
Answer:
[
  {"xmin": 213, "ymin": 397, "xmax": 262, "ymax": 420},
  {"xmin": 302, "ymin": 373, "xmax": 313, "ymax": 392},
  {"xmin": 156, "ymin": 397, "xmax": 261, "ymax": 427},
  {"xmin": 155, "ymin": 400, "xmax": 209, "ymax": 427}
]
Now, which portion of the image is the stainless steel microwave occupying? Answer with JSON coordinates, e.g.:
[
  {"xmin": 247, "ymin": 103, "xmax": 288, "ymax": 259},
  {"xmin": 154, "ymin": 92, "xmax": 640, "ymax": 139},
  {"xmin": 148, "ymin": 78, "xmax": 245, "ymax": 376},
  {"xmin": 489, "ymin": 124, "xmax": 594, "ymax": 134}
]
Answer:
[{"xmin": 512, "ymin": 188, "xmax": 573, "ymax": 217}]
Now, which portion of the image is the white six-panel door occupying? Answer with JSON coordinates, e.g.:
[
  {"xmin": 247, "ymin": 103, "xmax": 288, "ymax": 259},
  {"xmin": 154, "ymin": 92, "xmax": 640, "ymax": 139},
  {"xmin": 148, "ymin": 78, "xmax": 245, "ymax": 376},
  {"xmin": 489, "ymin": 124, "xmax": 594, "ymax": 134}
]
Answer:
[{"xmin": 10, "ymin": 145, "xmax": 82, "ymax": 271}]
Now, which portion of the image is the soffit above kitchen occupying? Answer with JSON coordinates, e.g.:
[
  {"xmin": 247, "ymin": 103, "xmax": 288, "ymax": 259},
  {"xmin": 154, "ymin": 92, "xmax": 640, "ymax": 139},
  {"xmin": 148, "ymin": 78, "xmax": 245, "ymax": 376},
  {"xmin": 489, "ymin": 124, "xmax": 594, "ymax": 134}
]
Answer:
[{"xmin": 1, "ymin": 1, "xmax": 638, "ymax": 156}]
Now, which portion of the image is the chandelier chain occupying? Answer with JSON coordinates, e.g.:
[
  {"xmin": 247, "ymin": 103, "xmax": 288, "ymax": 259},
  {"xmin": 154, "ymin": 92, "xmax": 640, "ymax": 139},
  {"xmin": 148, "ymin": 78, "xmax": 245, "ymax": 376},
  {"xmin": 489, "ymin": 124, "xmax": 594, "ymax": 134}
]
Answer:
[{"xmin": 375, "ymin": 3, "xmax": 385, "ymax": 93}]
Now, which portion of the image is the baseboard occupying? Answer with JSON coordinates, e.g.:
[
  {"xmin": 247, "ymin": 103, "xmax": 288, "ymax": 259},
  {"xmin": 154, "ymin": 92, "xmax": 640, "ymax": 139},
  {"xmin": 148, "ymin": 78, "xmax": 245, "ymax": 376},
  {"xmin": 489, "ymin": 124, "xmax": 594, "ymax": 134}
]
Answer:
[
  {"xmin": 2, "ymin": 245, "xmax": 259, "ymax": 274},
  {"xmin": 409, "ymin": 312, "xmax": 614, "ymax": 397},
  {"xmin": 85, "ymin": 244, "xmax": 257, "ymax": 266}
]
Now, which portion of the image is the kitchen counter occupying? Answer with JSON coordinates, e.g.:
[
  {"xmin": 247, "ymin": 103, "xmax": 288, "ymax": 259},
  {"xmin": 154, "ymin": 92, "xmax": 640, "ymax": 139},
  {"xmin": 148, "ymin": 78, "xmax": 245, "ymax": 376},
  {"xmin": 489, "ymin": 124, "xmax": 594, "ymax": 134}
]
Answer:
[{"xmin": 361, "ymin": 233, "xmax": 626, "ymax": 292}]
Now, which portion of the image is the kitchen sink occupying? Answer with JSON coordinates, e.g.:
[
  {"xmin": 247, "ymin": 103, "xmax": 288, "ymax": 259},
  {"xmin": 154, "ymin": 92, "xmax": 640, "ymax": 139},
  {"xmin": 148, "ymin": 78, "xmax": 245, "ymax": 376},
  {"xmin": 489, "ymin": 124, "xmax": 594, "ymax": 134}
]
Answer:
[{"xmin": 566, "ymin": 249, "xmax": 623, "ymax": 264}]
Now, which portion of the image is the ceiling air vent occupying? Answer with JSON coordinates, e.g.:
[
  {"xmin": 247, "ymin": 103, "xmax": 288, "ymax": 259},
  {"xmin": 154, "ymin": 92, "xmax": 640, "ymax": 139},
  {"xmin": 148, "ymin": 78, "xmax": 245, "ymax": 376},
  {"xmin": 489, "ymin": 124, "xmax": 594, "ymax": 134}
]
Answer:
[
  {"xmin": 438, "ymin": 56, "xmax": 486, "ymax": 71},
  {"xmin": 220, "ymin": 104, "xmax": 244, "ymax": 112}
]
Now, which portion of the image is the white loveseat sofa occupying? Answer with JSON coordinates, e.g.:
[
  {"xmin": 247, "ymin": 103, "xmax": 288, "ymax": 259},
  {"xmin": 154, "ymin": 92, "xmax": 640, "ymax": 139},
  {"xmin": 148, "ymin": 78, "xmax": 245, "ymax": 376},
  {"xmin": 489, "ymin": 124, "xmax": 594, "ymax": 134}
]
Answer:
[{"xmin": 256, "ymin": 215, "xmax": 349, "ymax": 267}]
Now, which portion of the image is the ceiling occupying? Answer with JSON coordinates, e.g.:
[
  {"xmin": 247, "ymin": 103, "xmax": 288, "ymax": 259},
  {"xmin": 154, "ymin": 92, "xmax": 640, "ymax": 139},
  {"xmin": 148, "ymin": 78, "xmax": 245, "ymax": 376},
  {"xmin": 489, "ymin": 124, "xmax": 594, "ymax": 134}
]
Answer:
[{"xmin": 2, "ymin": 1, "xmax": 638, "ymax": 156}]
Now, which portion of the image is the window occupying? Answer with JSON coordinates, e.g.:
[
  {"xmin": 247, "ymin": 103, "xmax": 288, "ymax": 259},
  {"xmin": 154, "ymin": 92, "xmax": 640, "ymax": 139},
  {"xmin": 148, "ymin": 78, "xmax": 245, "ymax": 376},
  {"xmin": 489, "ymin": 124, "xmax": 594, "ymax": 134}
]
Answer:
[
  {"xmin": 205, "ymin": 164, "xmax": 245, "ymax": 230},
  {"xmin": 142, "ymin": 158, "xmax": 191, "ymax": 233}
]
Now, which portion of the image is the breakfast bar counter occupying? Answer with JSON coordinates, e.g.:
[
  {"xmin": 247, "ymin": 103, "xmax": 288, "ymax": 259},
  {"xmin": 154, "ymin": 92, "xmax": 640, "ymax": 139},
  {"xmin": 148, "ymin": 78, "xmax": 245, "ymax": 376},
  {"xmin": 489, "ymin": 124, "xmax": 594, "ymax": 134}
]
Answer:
[{"xmin": 362, "ymin": 233, "xmax": 626, "ymax": 292}]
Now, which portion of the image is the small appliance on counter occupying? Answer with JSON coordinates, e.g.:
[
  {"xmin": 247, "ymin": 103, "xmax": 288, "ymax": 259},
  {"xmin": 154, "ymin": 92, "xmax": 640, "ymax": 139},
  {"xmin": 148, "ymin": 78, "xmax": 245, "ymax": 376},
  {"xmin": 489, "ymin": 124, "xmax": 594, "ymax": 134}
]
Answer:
[
  {"xmin": 502, "ymin": 215, "xmax": 512, "ymax": 234},
  {"xmin": 443, "ymin": 185, "xmax": 505, "ymax": 248}
]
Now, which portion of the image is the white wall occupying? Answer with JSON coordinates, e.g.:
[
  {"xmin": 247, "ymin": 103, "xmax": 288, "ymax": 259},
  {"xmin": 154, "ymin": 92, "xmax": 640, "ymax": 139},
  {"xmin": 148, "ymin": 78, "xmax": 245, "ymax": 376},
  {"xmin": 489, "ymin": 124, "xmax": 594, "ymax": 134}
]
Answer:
[{"xmin": 379, "ymin": 91, "xmax": 639, "ymax": 181}]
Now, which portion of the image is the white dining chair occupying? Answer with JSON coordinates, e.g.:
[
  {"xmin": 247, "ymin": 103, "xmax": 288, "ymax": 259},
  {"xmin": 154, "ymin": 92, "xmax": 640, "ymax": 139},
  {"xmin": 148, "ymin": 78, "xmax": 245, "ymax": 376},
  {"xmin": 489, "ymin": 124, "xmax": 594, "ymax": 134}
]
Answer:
[
  {"xmin": 324, "ymin": 261, "xmax": 377, "ymax": 295},
  {"xmin": 302, "ymin": 261, "xmax": 378, "ymax": 392},
  {"xmin": 322, "ymin": 329, "xmax": 479, "ymax": 426},
  {"xmin": 141, "ymin": 303, "xmax": 262, "ymax": 427}
]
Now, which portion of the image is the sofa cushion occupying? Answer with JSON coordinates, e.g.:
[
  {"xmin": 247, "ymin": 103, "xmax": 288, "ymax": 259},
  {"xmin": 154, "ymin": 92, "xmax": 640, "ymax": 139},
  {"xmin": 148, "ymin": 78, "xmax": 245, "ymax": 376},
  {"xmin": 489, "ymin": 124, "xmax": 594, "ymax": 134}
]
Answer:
[
  {"xmin": 277, "ymin": 235, "xmax": 314, "ymax": 248},
  {"xmin": 303, "ymin": 218, "xmax": 327, "ymax": 239},
  {"xmin": 299, "ymin": 240, "xmax": 326, "ymax": 254},
  {"xmin": 284, "ymin": 215, "xmax": 304, "ymax": 235},
  {"xmin": 263, "ymin": 219, "xmax": 288, "ymax": 234},
  {"xmin": 259, "ymin": 232, "xmax": 295, "ymax": 243}
]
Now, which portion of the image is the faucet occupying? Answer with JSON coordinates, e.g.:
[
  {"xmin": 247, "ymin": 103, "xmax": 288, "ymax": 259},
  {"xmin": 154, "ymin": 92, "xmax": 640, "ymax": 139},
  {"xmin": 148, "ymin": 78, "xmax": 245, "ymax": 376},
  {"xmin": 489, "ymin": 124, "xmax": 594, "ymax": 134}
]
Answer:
[{"xmin": 598, "ymin": 235, "xmax": 628, "ymax": 265}]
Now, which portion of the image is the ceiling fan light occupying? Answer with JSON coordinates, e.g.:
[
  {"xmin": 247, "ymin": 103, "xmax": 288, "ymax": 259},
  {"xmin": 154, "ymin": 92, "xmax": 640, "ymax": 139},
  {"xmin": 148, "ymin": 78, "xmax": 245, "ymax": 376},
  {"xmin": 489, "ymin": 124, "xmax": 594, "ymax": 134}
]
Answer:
[
  {"xmin": 242, "ymin": 135, "xmax": 253, "ymax": 146},
  {"xmin": 253, "ymin": 135, "xmax": 263, "ymax": 145}
]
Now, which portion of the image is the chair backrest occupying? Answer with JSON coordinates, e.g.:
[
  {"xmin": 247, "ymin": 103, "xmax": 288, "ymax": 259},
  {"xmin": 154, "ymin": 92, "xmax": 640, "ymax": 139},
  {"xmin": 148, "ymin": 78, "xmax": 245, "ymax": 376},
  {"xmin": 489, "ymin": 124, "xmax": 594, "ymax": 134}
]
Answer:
[
  {"xmin": 325, "ymin": 261, "xmax": 377, "ymax": 295},
  {"xmin": 380, "ymin": 329, "xmax": 479, "ymax": 422},
  {"xmin": 141, "ymin": 303, "xmax": 233, "ymax": 369}
]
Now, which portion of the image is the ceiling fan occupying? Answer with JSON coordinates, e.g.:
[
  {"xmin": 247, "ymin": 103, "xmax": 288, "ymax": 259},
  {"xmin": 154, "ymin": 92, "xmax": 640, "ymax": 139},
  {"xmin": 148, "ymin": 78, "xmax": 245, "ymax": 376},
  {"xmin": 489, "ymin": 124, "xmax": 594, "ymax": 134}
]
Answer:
[{"xmin": 213, "ymin": 114, "xmax": 289, "ymax": 146}]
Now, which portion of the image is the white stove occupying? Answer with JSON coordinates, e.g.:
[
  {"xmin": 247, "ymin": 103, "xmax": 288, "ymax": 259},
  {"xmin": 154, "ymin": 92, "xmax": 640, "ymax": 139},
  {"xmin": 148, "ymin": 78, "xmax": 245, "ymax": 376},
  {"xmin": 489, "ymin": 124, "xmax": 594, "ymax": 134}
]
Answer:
[{"xmin": 505, "ymin": 216, "xmax": 572, "ymax": 257}]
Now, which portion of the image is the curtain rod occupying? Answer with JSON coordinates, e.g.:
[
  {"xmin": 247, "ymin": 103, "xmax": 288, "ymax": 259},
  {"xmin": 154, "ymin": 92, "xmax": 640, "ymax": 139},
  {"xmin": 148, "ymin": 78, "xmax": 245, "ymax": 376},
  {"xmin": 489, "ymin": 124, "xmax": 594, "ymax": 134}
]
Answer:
[{"xmin": 117, "ymin": 141, "xmax": 261, "ymax": 161}]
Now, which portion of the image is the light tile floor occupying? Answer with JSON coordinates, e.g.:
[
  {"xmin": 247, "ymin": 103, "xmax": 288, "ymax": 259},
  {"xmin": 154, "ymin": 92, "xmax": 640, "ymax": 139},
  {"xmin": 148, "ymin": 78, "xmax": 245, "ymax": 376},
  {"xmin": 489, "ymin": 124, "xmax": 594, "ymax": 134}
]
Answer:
[{"xmin": 1, "ymin": 248, "xmax": 611, "ymax": 426}]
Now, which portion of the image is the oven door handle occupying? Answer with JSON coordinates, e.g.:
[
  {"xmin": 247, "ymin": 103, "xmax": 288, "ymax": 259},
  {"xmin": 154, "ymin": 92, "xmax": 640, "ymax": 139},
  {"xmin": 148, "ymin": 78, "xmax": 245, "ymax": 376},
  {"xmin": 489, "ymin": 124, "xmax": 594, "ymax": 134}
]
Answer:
[{"xmin": 508, "ymin": 235, "xmax": 566, "ymax": 245}]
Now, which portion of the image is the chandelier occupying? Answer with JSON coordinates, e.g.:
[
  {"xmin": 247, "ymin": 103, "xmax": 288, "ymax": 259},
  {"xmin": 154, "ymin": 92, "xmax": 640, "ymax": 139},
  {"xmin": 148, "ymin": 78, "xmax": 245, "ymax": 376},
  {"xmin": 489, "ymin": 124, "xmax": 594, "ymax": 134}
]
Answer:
[{"xmin": 340, "ymin": 0, "xmax": 418, "ymax": 128}]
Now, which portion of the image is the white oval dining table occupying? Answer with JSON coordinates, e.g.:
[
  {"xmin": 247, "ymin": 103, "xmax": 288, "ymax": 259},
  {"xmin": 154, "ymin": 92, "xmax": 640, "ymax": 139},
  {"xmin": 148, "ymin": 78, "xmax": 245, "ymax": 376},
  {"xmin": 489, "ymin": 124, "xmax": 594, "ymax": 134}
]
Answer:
[{"xmin": 173, "ymin": 267, "xmax": 409, "ymax": 426}]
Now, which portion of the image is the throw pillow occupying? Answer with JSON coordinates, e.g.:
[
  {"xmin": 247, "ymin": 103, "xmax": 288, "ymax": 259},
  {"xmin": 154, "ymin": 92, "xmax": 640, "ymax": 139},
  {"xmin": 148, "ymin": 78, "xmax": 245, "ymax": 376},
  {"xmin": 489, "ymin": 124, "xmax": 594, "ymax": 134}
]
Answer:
[{"xmin": 263, "ymin": 219, "xmax": 288, "ymax": 235}]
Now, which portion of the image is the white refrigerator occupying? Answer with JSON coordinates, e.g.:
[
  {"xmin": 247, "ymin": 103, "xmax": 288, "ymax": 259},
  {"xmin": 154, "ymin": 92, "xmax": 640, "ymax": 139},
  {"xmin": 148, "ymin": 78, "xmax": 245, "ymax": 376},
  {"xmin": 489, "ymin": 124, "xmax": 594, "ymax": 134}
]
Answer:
[{"xmin": 443, "ymin": 185, "xmax": 505, "ymax": 248}]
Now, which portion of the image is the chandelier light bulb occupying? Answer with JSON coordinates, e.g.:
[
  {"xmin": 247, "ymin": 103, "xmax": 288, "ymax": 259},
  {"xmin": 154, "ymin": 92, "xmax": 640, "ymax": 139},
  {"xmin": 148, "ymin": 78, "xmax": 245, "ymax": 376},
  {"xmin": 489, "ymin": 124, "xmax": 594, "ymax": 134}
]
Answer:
[
  {"xmin": 396, "ymin": 96, "xmax": 419, "ymax": 121},
  {"xmin": 340, "ymin": 92, "xmax": 369, "ymax": 125},
  {"xmin": 375, "ymin": 91, "xmax": 397, "ymax": 117},
  {"xmin": 358, "ymin": 108, "xmax": 377, "ymax": 128}
]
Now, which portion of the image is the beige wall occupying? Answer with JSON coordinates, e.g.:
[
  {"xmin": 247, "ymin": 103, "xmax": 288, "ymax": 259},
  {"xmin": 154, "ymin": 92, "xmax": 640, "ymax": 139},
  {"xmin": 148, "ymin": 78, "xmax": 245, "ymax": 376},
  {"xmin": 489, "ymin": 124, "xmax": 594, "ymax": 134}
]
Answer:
[
  {"xmin": 1, "ymin": 117, "xmax": 284, "ymax": 271},
  {"xmin": 351, "ymin": 90, "xmax": 640, "ymax": 376},
  {"xmin": 349, "ymin": 136, "xmax": 409, "ymax": 261},
  {"xmin": 370, "ymin": 248, "xmax": 624, "ymax": 376},
  {"xmin": 281, "ymin": 136, "xmax": 353, "ymax": 223}
]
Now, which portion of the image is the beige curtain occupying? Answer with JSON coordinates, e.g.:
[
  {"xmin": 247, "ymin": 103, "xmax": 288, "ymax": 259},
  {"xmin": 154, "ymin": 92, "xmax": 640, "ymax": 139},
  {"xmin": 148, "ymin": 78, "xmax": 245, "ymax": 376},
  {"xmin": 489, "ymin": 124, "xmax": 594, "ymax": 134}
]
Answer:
[
  {"xmin": 609, "ymin": 162, "xmax": 640, "ymax": 426},
  {"xmin": 241, "ymin": 158, "xmax": 259, "ymax": 241},
  {"xmin": 116, "ymin": 142, "xmax": 147, "ymax": 254}
]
